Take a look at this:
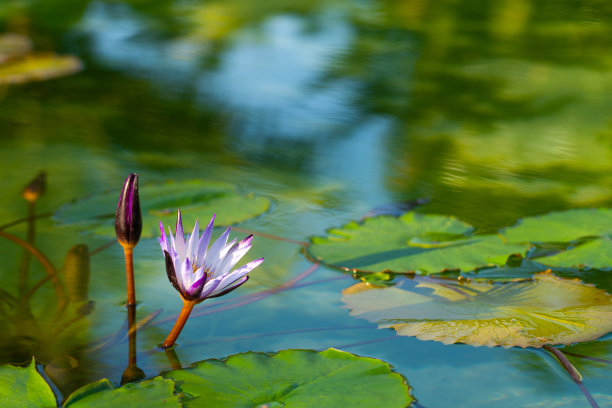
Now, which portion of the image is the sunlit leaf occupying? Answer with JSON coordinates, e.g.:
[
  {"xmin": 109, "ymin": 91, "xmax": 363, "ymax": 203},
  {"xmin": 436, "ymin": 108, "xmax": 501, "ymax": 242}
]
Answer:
[
  {"xmin": 163, "ymin": 348, "xmax": 412, "ymax": 408},
  {"xmin": 342, "ymin": 271, "xmax": 612, "ymax": 348},
  {"xmin": 0, "ymin": 54, "xmax": 82, "ymax": 85},
  {"xmin": 56, "ymin": 180, "xmax": 271, "ymax": 237},
  {"xmin": 534, "ymin": 238, "xmax": 612, "ymax": 270},
  {"xmin": 502, "ymin": 208, "xmax": 612, "ymax": 243},
  {"xmin": 63, "ymin": 377, "xmax": 180, "ymax": 407},
  {"xmin": 308, "ymin": 212, "xmax": 527, "ymax": 274},
  {"xmin": 0, "ymin": 358, "xmax": 56, "ymax": 407}
]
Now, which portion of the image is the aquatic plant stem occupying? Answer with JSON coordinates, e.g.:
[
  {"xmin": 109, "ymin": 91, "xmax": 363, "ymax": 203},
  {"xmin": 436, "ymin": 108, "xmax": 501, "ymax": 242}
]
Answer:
[
  {"xmin": 122, "ymin": 245, "xmax": 136, "ymax": 306},
  {"xmin": 231, "ymin": 226, "xmax": 308, "ymax": 246},
  {"xmin": 0, "ymin": 230, "xmax": 67, "ymax": 314},
  {"xmin": 162, "ymin": 299, "xmax": 195, "ymax": 349},
  {"xmin": 0, "ymin": 212, "xmax": 53, "ymax": 231},
  {"xmin": 543, "ymin": 344, "xmax": 598, "ymax": 408},
  {"xmin": 17, "ymin": 201, "xmax": 36, "ymax": 297}
]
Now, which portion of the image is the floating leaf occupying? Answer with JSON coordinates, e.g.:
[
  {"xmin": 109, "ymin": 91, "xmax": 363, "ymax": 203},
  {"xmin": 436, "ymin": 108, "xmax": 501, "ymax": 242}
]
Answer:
[
  {"xmin": 308, "ymin": 212, "xmax": 527, "ymax": 274},
  {"xmin": 534, "ymin": 238, "xmax": 612, "ymax": 270},
  {"xmin": 342, "ymin": 271, "xmax": 612, "ymax": 348},
  {"xmin": 0, "ymin": 358, "xmax": 56, "ymax": 407},
  {"xmin": 0, "ymin": 53, "xmax": 82, "ymax": 85},
  {"xmin": 163, "ymin": 348, "xmax": 412, "ymax": 408},
  {"xmin": 502, "ymin": 208, "xmax": 612, "ymax": 243},
  {"xmin": 56, "ymin": 180, "xmax": 271, "ymax": 237},
  {"xmin": 63, "ymin": 377, "xmax": 180, "ymax": 407}
]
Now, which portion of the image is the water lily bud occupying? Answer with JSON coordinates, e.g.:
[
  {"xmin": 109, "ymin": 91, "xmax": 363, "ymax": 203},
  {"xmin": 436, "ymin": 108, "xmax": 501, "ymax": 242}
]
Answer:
[
  {"xmin": 22, "ymin": 171, "xmax": 46, "ymax": 202},
  {"xmin": 115, "ymin": 173, "xmax": 142, "ymax": 248},
  {"xmin": 63, "ymin": 244, "xmax": 90, "ymax": 303}
]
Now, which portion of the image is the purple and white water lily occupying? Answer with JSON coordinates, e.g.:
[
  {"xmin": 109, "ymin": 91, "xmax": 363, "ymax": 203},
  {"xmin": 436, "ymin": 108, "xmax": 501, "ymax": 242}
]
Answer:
[{"xmin": 159, "ymin": 210, "xmax": 263, "ymax": 303}]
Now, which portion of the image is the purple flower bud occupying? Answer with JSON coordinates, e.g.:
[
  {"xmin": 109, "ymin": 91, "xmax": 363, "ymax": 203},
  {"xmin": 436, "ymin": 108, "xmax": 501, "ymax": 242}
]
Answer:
[{"xmin": 115, "ymin": 173, "xmax": 142, "ymax": 248}]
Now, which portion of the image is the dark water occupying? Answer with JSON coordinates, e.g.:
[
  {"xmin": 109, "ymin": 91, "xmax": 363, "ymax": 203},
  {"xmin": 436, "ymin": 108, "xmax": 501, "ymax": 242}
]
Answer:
[{"xmin": 1, "ymin": 0, "xmax": 612, "ymax": 406}]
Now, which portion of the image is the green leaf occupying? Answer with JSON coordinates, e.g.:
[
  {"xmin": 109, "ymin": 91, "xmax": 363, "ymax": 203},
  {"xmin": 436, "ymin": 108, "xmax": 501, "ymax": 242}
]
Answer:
[
  {"xmin": 502, "ymin": 208, "xmax": 612, "ymax": 243},
  {"xmin": 0, "ymin": 54, "xmax": 82, "ymax": 85},
  {"xmin": 308, "ymin": 213, "xmax": 527, "ymax": 274},
  {"xmin": 0, "ymin": 358, "xmax": 56, "ymax": 408},
  {"xmin": 534, "ymin": 238, "xmax": 612, "ymax": 269},
  {"xmin": 63, "ymin": 377, "xmax": 180, "ymax": 408},
  {"xmin": 163, "ymin": 348, "xmax": 412, "ymax": 408},
  {"xmin": 341, "ymin": 271, "xmax": 612, "ymax": 348},
  {"xmin": 56, "ymin": 180, "xmax": 271, "ymax": 238}
]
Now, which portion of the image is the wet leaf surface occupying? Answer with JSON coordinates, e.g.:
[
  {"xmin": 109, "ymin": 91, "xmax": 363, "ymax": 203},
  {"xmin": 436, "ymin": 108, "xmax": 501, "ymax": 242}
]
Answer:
[
  {"xmin": 342, "ymin": 271, "xmax": 612, "ymax": 348},
  {"xmin": 164, "ymin": 348, "xmax": 413, "ymax": 408},
  {"xmin": 308, "ymin": 212, "xmax": 527, "ymax": 274}
]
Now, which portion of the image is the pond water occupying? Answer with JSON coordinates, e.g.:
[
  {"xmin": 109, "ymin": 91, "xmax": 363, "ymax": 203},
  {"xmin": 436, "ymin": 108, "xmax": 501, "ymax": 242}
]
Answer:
[{"xmin": 1, "ymin": 0, "xmax": 612, "ymax": 406}]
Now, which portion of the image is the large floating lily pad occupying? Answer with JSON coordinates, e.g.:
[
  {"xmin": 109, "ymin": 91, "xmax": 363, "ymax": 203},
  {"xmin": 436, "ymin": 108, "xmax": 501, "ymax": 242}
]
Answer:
[
  {"xmin": 56, "ymin": 180, "xmax": 271, "ymax": 237},
  {"xmin": 502, "ymin": 208, "xmax": 612, "ymax": 243},
  {"xmin": 0, "ymin": 359, "xmax": 56, "ymax": 407},
  {"xmin": 0, "ymin": 54, "xmax": 83, "ymax": 85},
  {"xmin": 163, "ymin": 348, "xmax": 412, "ymax": 408},
  {"xmin": 63, "ymin": 377, "xmax": 180, "ymax": 408},
  {"xmin": 308, "ymin": 212, "xmax": 527, "ymax": 274},
  {"xmin": 342, "ymin": 271, "xmax": 612, "ymax": 348}
]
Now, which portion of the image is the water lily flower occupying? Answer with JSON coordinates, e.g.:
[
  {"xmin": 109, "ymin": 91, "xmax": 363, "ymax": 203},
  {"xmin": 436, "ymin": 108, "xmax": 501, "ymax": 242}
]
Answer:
[
  {"xmin": 115, "ymin": 173, "xmax": 142, "ymax": 306},
  {"xmin": 159, "ymin": 210, "xmax": 263, "ymax": 348}
]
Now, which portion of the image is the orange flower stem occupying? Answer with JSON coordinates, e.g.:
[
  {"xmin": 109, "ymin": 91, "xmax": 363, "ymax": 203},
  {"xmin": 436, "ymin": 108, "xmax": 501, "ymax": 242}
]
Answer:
[
  {"xmin": 161, "ymin": 299, "xmax": 195, "ymax": 349},
  {"xmin": 123, "ymin": 245, "xmax": 136, "ymax": 306}
]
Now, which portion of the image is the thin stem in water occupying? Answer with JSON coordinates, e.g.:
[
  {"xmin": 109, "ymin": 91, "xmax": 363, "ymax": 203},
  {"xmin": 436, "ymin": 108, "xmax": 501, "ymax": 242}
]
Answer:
[
  {"xmin": 122, "ymin": 246, "xmax": 136, "ymax": 306},
  {"xmin": 0, "ymin": 230, "xmax": 66, "ymax": 314},
  {"xmin": 543, "ymin": 344, "xmax": 598, "ymax": 408}
]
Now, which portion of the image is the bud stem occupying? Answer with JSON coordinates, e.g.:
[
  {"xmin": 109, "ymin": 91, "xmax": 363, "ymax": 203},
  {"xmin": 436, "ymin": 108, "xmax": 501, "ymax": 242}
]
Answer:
[
  {"xmin": 123, "ymin": 246, "xmax": 136, "ymax": 306},
  {"xmin": 161, "ymin": 299, "xmax": 195, "ymax": 349}
]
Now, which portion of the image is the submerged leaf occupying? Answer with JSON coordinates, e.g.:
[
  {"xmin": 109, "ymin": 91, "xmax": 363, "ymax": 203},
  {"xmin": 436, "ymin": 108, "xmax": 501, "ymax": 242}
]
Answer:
[
  {"xmin": 342, "ymin": 272, "xmax": 612, "ymax": 348},
  {"xmin": 0, "ymin": 54, "xmax": 82, "ymax": 85},
  {"xmin": 308, "ymin": 212, "xmax": 527, "ymax": 274},
  {"xmin": 56, "ymin": 180, "xmax": 270, "ymax": 237},
  {"xmin": 0, "ymin": 33, "xmax": 32, "ymax": 64},
  {"xmin": 164, "ymin": 348, "xmax": 412, "ymax": 408}
]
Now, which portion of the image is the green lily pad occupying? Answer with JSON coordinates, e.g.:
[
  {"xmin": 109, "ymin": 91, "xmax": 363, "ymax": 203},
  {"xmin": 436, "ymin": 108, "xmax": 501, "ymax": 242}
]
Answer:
[
  {"xmin": 502, "ymin": 208, "xmax": 612, "ymax": 243},
  {"xmin": 308, "ymin": 212, "xmax": 527, "ymax": 274},
  {"xmin": 0, "ymin": 53, "xmax": 82, "ymax": 85},
  {"xmin": 56, "ymin": 180, "xmax": 271, "ymax": 238},
  {"xmin": 163, "ymin": 348, "xmax": 412, "ymax": 408},
  {"xmin": 534, "ymin": 238, "xmax": 612, "ymax": 269},
  {"xmin": 0, "ymin": 358, "xmax": 56, "ymax": 407},
  {"xmin": 342, "ymin": 271, "xmax": 612, "ymax": 348},
  {"xmin": 63, "ymin": 377, "xmax": 180, "ymax": 407}
]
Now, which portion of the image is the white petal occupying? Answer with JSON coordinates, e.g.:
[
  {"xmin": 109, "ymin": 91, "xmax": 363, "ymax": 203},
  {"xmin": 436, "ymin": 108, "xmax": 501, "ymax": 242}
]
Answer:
[
  {"xmin": 186, "ymin": 218, "xmax": 200, "ymax": 262},
  {"xmin": 216, "ymin": 241, "xmax": 252, "ymax": 277},
  {"xmin": 196, "ymin": 215, "xmax": 215, "ymax": 264},
  {"xmin": 174, "ymin": 210, "xmax": 186, "ymax": 258},
  {"xmin": 217, "ymin": 258, "xmax": 263, "ymax": 289},
  {"xmin": 209, "ymin": 239, "xmax": 236, "ymax": 278},
  {"xmin": 205, "ymin": 227, "xmax": 231, "ymax": 265}
]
